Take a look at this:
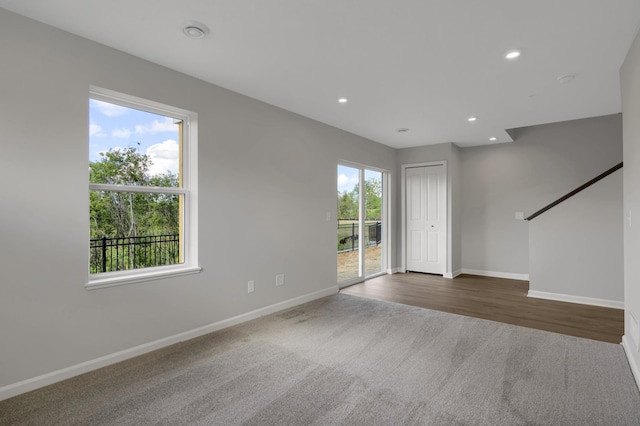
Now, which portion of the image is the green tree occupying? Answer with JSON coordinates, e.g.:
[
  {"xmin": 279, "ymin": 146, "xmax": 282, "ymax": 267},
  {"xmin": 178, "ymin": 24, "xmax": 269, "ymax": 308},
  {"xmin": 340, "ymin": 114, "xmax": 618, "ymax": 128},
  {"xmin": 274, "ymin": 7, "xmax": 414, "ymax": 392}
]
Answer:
[
  {"xmin": 337, "ymin": 190, "xmax": 358, "ymax": 220},
  {"xmin": 146, "ymin": 173, "xmax": 180, "ymax": 233},
  {"xmin": 337, "ymin": 178, "xmax": 381, "ymax": 221},
  {"xmin": 90, "ymin": 146, "xmax": 150, "ymax": 238},
  {"xmin": 89, "ymin": 146, "xmax": 179, "ymax": 239},
  {"xmin": 89, "ymin": 145, "xmax": 181, "ymax": 273},
  {"xmin": 89, "ymin": 146, "xmax": 151, "ymax": 186},
  {"xmin": 364, "ymin": 178, "xmax": 382, "ymax": 220}
]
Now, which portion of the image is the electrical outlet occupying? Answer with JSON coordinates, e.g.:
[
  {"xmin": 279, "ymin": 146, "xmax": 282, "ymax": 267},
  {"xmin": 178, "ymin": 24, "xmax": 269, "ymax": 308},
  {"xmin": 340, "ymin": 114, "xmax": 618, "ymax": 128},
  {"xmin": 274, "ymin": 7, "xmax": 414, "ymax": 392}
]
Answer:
[
  {"xmin": 276, "ymin": 274, "xmax": 285, "ymax": 286},
  {"xmin": 248, "ymin": 280, "xmax": 255, "ymax": 293}
]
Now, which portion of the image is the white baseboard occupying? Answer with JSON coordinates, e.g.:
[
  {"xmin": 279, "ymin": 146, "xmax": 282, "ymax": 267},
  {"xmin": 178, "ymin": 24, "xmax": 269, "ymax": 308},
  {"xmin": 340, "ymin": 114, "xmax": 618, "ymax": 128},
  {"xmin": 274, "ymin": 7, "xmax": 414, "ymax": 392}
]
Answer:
[
  {"xmin": 460, "ymin": 268, "xmax": 529, "ymax": 281},
  {"xmin": 387, "ymin": 268, "xmax": 402, "ymax": 274},
  {"xmin": 0, "ymin": 286, "xmax": 339, "ymax": 402},
  {"xmin": 527, "ymin": 290, "xmax": 624, "ymax": 309},
  {"xmin": 622, "ymin": 335, "xmax": 640, "ymax": 391},
  {"xmin": 444, "ymin": 270, "xmax": 463, "ymax": 279},
  {"xmin": 451, "ymin": 269, "xmax": 462, "ymax": 278}
]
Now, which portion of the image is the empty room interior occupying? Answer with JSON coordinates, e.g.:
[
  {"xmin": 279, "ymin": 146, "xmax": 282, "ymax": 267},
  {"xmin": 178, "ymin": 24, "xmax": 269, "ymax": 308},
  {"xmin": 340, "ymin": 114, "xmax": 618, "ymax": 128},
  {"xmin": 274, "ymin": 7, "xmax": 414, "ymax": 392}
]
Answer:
[{"xmin": 2, "ymin": 1, "xmax": 640, "ymax": 424}]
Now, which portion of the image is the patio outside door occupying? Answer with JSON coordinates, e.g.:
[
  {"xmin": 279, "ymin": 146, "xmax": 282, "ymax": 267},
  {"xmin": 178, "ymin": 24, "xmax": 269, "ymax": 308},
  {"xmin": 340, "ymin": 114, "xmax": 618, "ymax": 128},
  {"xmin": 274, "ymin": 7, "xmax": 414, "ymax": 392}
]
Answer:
[{"xmin": 337, "ymin": 164, "xmax": 385, "ymax": 286}]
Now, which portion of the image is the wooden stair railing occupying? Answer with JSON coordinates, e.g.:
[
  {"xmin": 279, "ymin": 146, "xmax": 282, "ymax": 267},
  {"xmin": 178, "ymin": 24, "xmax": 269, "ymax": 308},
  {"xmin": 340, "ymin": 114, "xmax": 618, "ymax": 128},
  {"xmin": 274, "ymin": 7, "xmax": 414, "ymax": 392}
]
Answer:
[{"xmin": 525, "ymin": 162, "xmax": 623, "ymax": 221}]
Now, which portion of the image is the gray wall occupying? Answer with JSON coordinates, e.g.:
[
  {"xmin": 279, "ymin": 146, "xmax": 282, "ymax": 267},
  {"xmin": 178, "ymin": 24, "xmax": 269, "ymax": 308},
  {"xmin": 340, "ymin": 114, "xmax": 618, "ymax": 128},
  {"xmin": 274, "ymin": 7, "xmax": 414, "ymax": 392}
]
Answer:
[
  {"xmin": 461, "ymin": 115, "xmax": 623, "ymax": 276},
  {"xmin": 0, "ymin": 9, "xmax": 397, "ymax": 389},
  {"xmin": 0, "ymin": 4, "xmax": 633, "ymax": 396},
  {"xmin": 529, "ymin": 170, "xmax": 623, "ymax": 303},
  {"xmin": 396, "ymin": 143, "xmax": 462, "ymax": 276},
  {"xmin": 621, "ymin": 27, "xmax": 640, "ymax": 382}
]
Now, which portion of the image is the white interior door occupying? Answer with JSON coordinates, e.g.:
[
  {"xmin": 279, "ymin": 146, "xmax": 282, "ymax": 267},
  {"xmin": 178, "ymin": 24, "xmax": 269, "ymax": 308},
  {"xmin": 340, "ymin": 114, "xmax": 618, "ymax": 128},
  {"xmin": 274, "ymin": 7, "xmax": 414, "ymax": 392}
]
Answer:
[{"xmin": 406, "ymin": 165, "xmax": 446, "ymax": 274}]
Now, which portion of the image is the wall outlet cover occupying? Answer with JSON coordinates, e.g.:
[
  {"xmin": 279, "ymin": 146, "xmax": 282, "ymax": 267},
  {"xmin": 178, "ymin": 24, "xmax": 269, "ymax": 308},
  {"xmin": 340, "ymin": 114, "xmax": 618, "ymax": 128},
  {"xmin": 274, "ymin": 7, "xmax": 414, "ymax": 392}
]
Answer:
[{"xmin": 276, "ymin": 274, "xmax": 285, "ymax": 286}]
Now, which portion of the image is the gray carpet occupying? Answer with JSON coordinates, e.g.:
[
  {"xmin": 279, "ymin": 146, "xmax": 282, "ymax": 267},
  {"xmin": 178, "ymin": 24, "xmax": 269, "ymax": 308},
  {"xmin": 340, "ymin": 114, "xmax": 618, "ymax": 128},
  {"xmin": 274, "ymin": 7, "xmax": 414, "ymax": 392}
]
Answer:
[{"xmin": 2, "ymin": 294, "xmax": 640, "ymax": 425}]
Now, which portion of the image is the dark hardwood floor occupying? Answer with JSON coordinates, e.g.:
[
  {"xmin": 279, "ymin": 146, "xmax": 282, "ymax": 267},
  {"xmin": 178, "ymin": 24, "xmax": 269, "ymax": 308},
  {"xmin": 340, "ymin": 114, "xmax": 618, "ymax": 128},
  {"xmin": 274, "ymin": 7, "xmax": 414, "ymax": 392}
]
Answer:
[{"xmin": 340, "ymin": 272, "xmax": 624, "ymax": 344}]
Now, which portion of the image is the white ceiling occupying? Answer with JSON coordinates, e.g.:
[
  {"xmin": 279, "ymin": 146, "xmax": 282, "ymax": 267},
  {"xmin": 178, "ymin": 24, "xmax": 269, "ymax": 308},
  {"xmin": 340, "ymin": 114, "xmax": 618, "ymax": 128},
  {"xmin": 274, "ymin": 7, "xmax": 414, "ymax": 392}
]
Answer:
[{"xmin": 2, "ymin": 0, "xmax": 639, "ymax": 148}]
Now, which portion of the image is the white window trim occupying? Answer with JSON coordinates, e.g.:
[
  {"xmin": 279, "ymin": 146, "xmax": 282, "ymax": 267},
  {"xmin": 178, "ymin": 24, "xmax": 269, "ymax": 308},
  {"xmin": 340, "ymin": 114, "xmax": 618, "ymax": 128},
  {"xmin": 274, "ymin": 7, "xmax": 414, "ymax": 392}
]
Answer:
[{"xmin": 86, "ymin": 86, "xmax": 200, "ymax": 290}]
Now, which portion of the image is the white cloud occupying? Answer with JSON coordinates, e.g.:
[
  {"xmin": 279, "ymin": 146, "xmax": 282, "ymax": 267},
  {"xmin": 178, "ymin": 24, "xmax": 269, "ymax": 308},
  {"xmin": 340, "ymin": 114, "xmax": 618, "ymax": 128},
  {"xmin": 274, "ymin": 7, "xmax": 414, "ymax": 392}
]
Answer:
[
  {"xmin": 91, "ymin": 99, "xmax": 128, "ymax": 117},
  {"xmin": 151, "ymin": 117, "xmax": 179, "ymax": 133},
  {"xmin": 135, "ymin": 117, "xmax": 178, "ymax": 135},
  {"xmin": 147, "ymin": 139, "xmax": 179, "ymax": 176},
  {"xmin": 112, "ymin": 128, "xmax": 132, "ymax": 138},
  {"xmin": 89, "ymin": 123, "xmax": 106, "ymax": 137},
  {"xmin": 337, "ymin": 173, "xmax": 359, "ymax": 192}
]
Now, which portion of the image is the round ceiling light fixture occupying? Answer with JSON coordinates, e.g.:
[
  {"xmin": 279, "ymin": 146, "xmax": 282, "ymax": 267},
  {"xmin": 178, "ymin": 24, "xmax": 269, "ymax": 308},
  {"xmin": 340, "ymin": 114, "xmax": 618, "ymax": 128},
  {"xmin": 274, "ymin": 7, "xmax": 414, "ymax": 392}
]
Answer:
[
  {"xmin": 182, "ymin": 21, "xmax": 209, "ymax": 39},
  {"xmin": 489, "ymin": 137, "xmax": 497, "ymax": 141},
  {"xmin": 338, "ymin": 97, "xmax": 348, "ymax": 104},
  {"xmin": 467, "ymin": 116, "xmax": 478, "ymax": 122},
  {"xmin": 505, "ymin": 49, "xmax": 522, "ymax": 60}
]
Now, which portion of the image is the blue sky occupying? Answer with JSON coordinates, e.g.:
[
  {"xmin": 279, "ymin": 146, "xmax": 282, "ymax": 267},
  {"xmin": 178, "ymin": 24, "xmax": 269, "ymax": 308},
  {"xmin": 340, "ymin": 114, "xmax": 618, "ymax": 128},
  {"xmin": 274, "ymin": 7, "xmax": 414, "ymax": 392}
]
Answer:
[
  {"xmin": 337, "ymin": 165, "xmax": 359, "ymax": 193},
  {"xmin": 89, "ymin": 99, "xmax": 179, "ymax": 176},
  {"xmin": 338, "ymin": 165, "xmax": 381, "ymax": 193}
]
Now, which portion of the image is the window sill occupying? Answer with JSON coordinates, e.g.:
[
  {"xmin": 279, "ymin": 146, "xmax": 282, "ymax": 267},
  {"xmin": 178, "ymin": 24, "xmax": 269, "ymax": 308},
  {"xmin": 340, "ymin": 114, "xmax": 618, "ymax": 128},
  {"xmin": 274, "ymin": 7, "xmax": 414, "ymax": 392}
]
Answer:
[{"xmin": 86, "ymin": 265, "xmax": 202, "ymax": 290}]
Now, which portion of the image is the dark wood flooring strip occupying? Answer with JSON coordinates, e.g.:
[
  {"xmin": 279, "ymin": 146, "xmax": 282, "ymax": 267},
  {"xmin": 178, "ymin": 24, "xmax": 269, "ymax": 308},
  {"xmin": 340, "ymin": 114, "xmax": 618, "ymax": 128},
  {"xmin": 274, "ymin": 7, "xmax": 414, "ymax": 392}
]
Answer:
[{"xmin": 340, "ymin": 273, "xmax": 623, "ymax": 344}]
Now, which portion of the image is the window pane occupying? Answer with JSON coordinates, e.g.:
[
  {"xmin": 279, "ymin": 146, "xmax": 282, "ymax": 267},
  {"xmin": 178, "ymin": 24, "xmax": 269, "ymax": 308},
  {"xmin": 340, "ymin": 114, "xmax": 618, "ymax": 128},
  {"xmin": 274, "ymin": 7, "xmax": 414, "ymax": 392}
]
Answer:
[
  {"xmin": 89, "ymin": 99, "xmax": 180, "ymax": 188},
  {"xmin": 89, "ymin": 191, "xmax": 182, "ymax": 273},
  {"xmin": 87, "ymin": 89, "xmax": 197, "ymax": 284},
  {"xmin": 364, "ymin": 169, "xmax": 383, "ymax": 277},
  {"xmin": 337, "ymin": 165, "xmax": 360, "ymax": 282}
]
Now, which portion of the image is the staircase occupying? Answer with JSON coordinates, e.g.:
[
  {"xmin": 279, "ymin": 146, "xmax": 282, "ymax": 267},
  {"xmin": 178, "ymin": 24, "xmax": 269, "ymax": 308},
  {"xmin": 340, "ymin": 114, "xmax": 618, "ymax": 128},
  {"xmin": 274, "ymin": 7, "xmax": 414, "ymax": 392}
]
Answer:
[{"xmin": 526, "ymin": 163, "xmax": 624, "ymax": 308}]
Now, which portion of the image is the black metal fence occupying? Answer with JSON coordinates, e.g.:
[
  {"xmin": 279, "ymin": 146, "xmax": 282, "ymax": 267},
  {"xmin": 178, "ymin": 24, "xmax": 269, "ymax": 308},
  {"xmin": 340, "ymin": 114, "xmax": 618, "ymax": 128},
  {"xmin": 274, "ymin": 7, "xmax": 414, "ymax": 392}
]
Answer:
[
  {"xmin": 337, "ymin": 221, "xmax": 381, "ymax": 252},
  {"xmin": 90, "ymin": 234, "xmax": 180, "ymax": 273}
]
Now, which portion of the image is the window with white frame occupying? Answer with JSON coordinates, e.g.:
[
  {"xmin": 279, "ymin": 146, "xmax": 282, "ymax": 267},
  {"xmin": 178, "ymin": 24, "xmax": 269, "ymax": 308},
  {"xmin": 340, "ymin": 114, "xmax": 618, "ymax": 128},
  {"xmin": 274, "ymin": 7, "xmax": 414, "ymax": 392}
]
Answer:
[{"xmin": 87, "ymin": 87, "xmax": 199, "ymax": 289}]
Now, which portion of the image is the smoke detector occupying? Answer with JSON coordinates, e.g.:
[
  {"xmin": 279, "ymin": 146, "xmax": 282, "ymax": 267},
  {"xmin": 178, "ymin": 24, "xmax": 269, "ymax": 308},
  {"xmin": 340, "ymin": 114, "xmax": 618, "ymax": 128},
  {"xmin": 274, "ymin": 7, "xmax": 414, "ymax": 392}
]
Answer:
[{"xmin": 182, "ymin": 21, "xmax": 209, "ymax": 39}]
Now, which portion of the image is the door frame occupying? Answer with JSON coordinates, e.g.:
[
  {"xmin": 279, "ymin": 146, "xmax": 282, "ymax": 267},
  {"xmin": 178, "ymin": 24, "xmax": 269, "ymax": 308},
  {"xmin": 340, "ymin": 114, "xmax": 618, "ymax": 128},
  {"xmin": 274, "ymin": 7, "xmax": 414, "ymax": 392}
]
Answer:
[
  {"xmin": 337, "ymin": 161, "xmax": 390, "ymax": 288},
  {"xmin": 401, "ymin": 161, "xmax": 450, "ymax": 277}
]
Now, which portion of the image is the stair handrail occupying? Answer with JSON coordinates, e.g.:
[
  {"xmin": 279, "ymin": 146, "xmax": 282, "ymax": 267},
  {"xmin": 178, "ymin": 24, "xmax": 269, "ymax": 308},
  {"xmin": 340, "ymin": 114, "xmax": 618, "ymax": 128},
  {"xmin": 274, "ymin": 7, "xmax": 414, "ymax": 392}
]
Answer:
[{"xmin": 525, "ymin": 162, "xmax": 623, "ymax": 221}]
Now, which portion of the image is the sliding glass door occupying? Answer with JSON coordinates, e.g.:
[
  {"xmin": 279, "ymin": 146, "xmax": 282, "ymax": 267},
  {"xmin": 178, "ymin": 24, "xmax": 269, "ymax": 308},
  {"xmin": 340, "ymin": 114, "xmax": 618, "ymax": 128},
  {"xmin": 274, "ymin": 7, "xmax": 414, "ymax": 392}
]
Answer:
[
  {"xmin": 364, "ymin": 169, "xmax": 383, "ymax": 277},
  {"xmin": 337, "ymin": 163, "xmax": 386, "ymax": 286}
]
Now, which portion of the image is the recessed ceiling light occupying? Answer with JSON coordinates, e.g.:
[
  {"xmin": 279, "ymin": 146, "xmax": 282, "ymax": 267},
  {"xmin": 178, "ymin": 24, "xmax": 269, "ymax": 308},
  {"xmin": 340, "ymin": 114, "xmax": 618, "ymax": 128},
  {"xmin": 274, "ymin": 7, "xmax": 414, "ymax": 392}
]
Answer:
[
  {"xmin": 468, "ymin": 116, "xmax": 477, "ymax": 122},
  {"xmin": 338, "ymin": 97, "xmax": 348, "ymax": 104},
  {"xmin": 397, "ymin": 128, "xmax": 409, "ymax": 133},
  {"xmin": 505, "ymin": 49, "xmax": 521, "ymax": 60},
  {"xmin": 182, "ymin": 21, "xmax": 209, "ymax": 39},
  {"xmin": 489, "ymin": 137, "xmax": 497, "ymax": 141}
]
